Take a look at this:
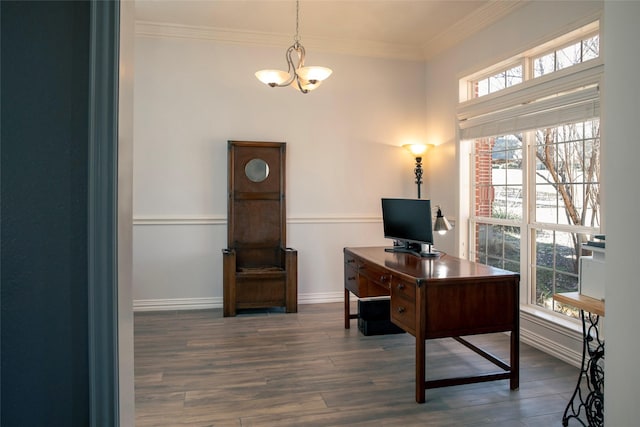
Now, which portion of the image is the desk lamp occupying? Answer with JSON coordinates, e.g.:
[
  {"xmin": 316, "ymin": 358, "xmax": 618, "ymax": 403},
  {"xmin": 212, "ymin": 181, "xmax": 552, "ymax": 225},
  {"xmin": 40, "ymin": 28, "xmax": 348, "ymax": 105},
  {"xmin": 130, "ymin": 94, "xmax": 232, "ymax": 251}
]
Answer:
[{"xmin": 434, "ymin": 206, "xmax": 452, "ymax": 235}]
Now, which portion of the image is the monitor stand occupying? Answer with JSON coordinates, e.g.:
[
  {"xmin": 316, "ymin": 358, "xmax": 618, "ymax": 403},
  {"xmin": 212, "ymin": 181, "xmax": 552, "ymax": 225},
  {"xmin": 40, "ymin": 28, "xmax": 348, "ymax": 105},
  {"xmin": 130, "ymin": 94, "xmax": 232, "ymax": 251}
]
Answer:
[
  {"xmin": 419, "ymin": 244, "xmax": 442, "ymax": 258},
  {"xmin": 385, "ymin": 242, "xmax": 442, "ymax": 258}
]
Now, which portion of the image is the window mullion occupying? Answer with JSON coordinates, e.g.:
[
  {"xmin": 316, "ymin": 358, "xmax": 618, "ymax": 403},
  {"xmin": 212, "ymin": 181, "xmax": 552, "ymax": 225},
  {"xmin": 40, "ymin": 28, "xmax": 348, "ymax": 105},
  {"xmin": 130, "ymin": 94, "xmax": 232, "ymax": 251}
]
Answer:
[{"xmin": 523, "ymin": 131, "xmax": 534, "ymax": 306}]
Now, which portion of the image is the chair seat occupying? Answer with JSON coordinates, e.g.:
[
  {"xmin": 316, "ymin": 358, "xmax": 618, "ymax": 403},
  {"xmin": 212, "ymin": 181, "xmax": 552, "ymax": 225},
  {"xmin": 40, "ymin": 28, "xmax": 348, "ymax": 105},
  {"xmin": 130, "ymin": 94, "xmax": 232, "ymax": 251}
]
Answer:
[
  {"xmin": 236, "ymin": 267, "xmax": 287, "ymax": 281},
  {"xmin": 238, "ymin": 266, "xmax": 284, "ymax": 273}
]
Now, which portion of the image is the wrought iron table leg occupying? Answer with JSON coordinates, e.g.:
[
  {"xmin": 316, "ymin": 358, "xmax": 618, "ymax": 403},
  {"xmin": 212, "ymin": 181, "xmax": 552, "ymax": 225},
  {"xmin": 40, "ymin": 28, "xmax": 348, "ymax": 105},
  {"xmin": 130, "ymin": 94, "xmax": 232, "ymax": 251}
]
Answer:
[{"xmin": 562, "ymin": 310, "xmax": 605, "ymax": 427}]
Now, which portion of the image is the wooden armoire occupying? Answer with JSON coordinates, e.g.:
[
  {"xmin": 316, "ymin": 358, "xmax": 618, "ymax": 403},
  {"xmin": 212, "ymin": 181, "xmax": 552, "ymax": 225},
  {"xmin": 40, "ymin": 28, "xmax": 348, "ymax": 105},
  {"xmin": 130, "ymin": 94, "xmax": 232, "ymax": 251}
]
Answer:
[{"xmin": 222, "ymin": 141, "xmax": 298, "ymax": 316}]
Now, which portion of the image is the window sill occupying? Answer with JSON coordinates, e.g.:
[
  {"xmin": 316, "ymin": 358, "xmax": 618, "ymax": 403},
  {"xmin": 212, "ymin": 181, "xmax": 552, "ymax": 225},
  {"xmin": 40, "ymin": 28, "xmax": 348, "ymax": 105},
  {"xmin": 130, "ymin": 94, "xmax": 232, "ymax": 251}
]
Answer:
[{"xmin": 520, "ymin": 304, "xmax": 582, "ymax": 334}]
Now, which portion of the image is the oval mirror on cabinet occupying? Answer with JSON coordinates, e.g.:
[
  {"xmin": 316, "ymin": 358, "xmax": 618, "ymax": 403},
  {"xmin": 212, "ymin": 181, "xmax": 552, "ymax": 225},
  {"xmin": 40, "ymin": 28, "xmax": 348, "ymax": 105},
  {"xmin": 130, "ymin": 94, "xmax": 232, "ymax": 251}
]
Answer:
[{"xmin": 245, "ymin": 158, "xmax": 269, "ymax": 182}]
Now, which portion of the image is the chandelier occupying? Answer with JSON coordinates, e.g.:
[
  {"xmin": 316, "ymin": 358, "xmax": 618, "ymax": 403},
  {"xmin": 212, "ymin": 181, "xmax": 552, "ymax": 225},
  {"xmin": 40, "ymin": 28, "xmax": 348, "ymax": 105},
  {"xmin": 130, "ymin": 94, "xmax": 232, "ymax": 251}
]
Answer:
[{"xmin": 255, "ymin": 0, "xmax": 332, "ymax": 93}]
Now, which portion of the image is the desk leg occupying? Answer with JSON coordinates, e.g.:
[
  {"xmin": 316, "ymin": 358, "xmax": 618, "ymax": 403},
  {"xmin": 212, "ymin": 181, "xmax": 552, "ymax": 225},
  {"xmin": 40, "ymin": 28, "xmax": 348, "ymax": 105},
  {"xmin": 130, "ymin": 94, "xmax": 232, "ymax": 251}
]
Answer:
[
  {"xmin": 415, "ymin": 336, "xmax": 426, "ymax": 403},
  {"xmin": 510, "ymin": 318, "xmax": 520, "ymax": 390},
  {"xmin": 344, "ymin": 289, "xmax": 351, "ymax": 329}
]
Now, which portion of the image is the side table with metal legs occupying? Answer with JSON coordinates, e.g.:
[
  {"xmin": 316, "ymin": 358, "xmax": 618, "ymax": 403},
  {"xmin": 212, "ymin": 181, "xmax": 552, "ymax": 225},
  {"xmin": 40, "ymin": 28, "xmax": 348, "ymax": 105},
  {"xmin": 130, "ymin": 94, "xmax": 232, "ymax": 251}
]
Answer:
[{"xmin": 553, "ymin": 292, "xmax": 605, "ymax": 427}]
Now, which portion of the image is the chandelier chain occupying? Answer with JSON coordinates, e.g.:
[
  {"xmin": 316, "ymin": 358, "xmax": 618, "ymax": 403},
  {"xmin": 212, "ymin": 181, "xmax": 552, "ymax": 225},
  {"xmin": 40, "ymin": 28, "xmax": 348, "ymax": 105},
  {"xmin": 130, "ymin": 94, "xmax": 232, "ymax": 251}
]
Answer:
[{"xmin": 294, "ymin": 0, "xmax": 300, "ymax": 43}]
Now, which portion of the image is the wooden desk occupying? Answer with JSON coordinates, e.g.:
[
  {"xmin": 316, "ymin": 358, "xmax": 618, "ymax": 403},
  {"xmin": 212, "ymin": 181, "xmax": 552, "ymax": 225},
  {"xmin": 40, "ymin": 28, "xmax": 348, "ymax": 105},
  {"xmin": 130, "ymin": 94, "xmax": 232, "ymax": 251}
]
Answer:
[
  {"xmin": 554, "ymin": 292, "xmax": 605, "ymax": 426},
  {"xmin": 344, "ymin": 246, "xmax": 520, "ymax": 403}
]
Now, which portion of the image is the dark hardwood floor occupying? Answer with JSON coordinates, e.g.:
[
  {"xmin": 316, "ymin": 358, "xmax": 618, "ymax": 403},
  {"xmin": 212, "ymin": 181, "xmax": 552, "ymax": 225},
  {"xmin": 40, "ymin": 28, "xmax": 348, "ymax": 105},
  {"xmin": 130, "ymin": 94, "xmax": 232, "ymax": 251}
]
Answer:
[{"xmin": 135, "ymin": 302, "xmax": 580, "ymax": 426}]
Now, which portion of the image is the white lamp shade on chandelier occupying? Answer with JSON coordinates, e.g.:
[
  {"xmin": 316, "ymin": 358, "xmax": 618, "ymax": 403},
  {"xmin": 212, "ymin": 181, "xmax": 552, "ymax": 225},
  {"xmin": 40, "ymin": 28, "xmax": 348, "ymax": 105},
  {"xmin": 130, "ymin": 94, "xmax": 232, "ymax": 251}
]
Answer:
[
  {"xmin": 297, "ymin": 66, "xmax": 332, "ymax": 82},
  {"xmin": 255, "ymin": 70, "xmax": 291, "ymax": 87}
]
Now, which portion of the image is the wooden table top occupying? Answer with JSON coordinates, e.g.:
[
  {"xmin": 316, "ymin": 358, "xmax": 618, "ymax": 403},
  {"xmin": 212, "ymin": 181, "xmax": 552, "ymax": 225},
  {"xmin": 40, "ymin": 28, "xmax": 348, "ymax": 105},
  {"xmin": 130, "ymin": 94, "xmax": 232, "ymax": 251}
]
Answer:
[
  {"xmin": 553, "ymin": 292, "xmax": 605, "ymax": 317},
  {"xmin": 345, "ymin": 246, "xmax": 519, "ymax": 284}
]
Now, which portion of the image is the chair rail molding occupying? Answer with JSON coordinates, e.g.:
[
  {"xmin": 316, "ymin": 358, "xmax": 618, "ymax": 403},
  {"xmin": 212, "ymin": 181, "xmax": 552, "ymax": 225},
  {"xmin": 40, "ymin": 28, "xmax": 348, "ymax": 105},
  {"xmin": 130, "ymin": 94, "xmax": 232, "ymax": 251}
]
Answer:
[{"xmin": 132, "ymin": 214, "xmax": 382, "ymax": 226}]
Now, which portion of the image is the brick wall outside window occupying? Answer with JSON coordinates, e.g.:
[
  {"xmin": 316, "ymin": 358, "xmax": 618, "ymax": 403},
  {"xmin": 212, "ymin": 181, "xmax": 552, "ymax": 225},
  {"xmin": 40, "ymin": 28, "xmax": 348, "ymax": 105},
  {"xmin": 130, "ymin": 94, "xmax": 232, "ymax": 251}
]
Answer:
[{"xmin": 474, "ymin": 138, "xmax": 495, "ymax": 254}]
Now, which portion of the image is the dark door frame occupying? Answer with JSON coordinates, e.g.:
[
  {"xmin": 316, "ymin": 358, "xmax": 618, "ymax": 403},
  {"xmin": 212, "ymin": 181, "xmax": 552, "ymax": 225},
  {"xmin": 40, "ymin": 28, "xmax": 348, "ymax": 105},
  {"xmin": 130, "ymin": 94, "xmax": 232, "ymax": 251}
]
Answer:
[{"xmin": 88, "ymin": 1, "xmax": 120, "ymax": 425}]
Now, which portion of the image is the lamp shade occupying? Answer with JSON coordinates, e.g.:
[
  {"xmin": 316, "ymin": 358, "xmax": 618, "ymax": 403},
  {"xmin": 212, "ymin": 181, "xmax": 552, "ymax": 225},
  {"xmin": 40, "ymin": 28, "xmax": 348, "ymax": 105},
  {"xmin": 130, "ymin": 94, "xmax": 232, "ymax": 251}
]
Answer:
[
  {"xmin": 255, "ymin": 69, "xmax": 291, "ymax": 87},
  {"xmin": 434, "ymin": 207, "xmax": 452, "ymax": 235},
  {"xmin": 294, "ymin": 78, "xmax": 322, "ymax": 92},
  {"xmin": 403, "ymin": 143, "xmax": 433, "ymax": 157},
  {"xmin": 297, "ymin": 66, "xmax": 332, "ymax": 82}
]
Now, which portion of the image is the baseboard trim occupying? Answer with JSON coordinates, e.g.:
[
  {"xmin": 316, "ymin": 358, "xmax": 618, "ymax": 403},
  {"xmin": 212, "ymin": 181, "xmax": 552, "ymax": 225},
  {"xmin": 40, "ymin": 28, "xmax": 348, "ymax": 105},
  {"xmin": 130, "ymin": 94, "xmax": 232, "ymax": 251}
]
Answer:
[
  {"xmin": 133, "ymin": 292, "xmax": 348, "ymax": 312},
  {"xmin": 520, "ymin": 309, "xmax": 584, "ymax": 368},
  {"xmin": 520, "ymin": 327, "xmax": 581, "ymax": 368},
  {"xmin": 133, "ymin": 297, "xmax": 220, "ymax": 311}
]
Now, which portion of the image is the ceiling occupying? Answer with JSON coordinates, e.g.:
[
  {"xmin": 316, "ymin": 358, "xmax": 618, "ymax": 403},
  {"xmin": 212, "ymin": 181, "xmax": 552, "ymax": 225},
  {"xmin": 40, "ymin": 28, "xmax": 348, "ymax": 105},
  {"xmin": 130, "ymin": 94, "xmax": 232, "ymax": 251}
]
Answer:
[{"xmin": 134, "ymin": 0, "xmax": 529, "ymax": 60}]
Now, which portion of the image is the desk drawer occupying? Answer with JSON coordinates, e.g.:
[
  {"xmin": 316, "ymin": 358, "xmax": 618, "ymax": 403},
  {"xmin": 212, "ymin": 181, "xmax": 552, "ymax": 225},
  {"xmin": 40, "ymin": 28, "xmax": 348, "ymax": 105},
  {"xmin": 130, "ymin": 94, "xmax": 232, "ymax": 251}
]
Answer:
[
  {"xmin": 390, "ymin": 277, "xmax": 416, "ymax": 300},
  {"xmin": 344, "ymin": 263, "xmax": 389, "ymax": 298},
  {"xmin": 390, "ymin": 294, "xmax": 416, "ymax": 334},
  {"xmin": 344, "ymin": 263, "xmax": 361, "ymax": 295},
  {"xmin": 390, "ymin": 279, "xmax": 416, "ymax": 333},
  {"xmin": 344, "ymin": 253, "xmax": 358, "ymax": 266},
  {"xmin": 359, "ymin": 263, "xmax": 392, "ymax": 290}
]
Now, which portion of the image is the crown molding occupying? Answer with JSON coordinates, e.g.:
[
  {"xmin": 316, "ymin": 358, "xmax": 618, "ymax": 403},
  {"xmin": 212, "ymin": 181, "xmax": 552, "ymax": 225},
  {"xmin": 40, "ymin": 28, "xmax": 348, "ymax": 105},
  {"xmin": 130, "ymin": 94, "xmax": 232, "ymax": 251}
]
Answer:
[
  {"xmin": 136, "ymin": 20, "xmax": 427, "ymax": 62},
  {"xmin": 421, "ymin": 0, "xmax": 530, "ymax": 59},
  {"xmin": 136, "ymin": 1, "xmax": 528, "ymax": 62}
]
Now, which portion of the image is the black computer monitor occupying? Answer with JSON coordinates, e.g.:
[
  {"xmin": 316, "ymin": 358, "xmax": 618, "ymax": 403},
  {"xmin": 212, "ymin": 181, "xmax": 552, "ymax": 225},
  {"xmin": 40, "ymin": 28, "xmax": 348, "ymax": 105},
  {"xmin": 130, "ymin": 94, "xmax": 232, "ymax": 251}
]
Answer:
[{"xmin": 381, "ymin": 198, "xmax": 438, "ymax": 257}]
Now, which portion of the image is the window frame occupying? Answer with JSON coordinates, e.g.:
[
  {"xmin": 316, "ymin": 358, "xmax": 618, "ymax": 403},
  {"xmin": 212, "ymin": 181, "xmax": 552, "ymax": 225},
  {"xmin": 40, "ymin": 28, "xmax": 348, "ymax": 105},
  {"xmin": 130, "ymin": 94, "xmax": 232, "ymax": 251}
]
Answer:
[
  {"xmin": 470, "ymin": 60, "xmax": 525, "ymax": 99},
  {"xmin": 460, "ymin": 21, "xmax": 602, "ymax": 321},
  {"xmin": 530, "ymin": 30, "xmax": 600, "ymax": 80}
]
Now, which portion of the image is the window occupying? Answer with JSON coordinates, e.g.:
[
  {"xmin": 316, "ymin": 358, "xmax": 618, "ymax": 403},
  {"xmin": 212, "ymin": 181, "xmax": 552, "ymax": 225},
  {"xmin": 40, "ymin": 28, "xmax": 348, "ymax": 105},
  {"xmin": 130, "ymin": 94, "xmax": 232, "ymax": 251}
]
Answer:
[
  {"xmin": 532, "ymin": 119, "xmax": 600, "ymax": 313},
  {"xmin": 459, "ymin": 22, "xmax": 601, "ymax": 319},
  {"xmin": 533, "ymin": 34, "xmax": 600, "ymax": 78},
  {"xmin": 474, "ymin": 65, "xmax": 523, "ymax": 97}
]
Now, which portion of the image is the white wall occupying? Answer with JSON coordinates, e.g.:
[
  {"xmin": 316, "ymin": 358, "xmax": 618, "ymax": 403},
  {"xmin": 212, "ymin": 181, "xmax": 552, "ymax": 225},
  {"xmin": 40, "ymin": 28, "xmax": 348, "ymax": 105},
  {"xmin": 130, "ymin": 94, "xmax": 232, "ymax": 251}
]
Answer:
[
  {"xmin": 603, "ymin": 1, "xmax": 640, "ymax": 424},
  {"xmin": 133, "ymin": 31, "xmax": 428, "ymax": 308}
]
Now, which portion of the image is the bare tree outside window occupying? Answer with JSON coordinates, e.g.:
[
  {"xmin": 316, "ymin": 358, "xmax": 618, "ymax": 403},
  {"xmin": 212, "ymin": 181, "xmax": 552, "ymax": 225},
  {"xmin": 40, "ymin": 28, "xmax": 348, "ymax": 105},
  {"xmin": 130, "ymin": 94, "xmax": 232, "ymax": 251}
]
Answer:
[{"xmin": 533, "ymin": 120, "xmax": 600, "ymax": 310}]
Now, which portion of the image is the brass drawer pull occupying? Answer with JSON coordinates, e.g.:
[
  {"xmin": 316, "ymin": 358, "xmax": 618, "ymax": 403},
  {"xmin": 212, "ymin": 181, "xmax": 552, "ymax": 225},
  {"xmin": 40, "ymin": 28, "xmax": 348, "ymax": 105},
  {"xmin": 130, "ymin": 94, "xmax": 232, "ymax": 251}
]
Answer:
[
  {"xmin": 397, "ymin": 283, "xmax": 405, "ymax": 290},
  {"xmin": 346, "ymin": 259, "xmax": 355, "ymax": 264},
  {"xmin": 397, "ymin": 306, "xmax": 406, "ymax": 314},
  {"xmin": 380, "ymin": 275, "xmax": 389, "ymax": 282},
  {"xmin": 347, "ymin": 276, "xmax": 356, "ymax": 281}
]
